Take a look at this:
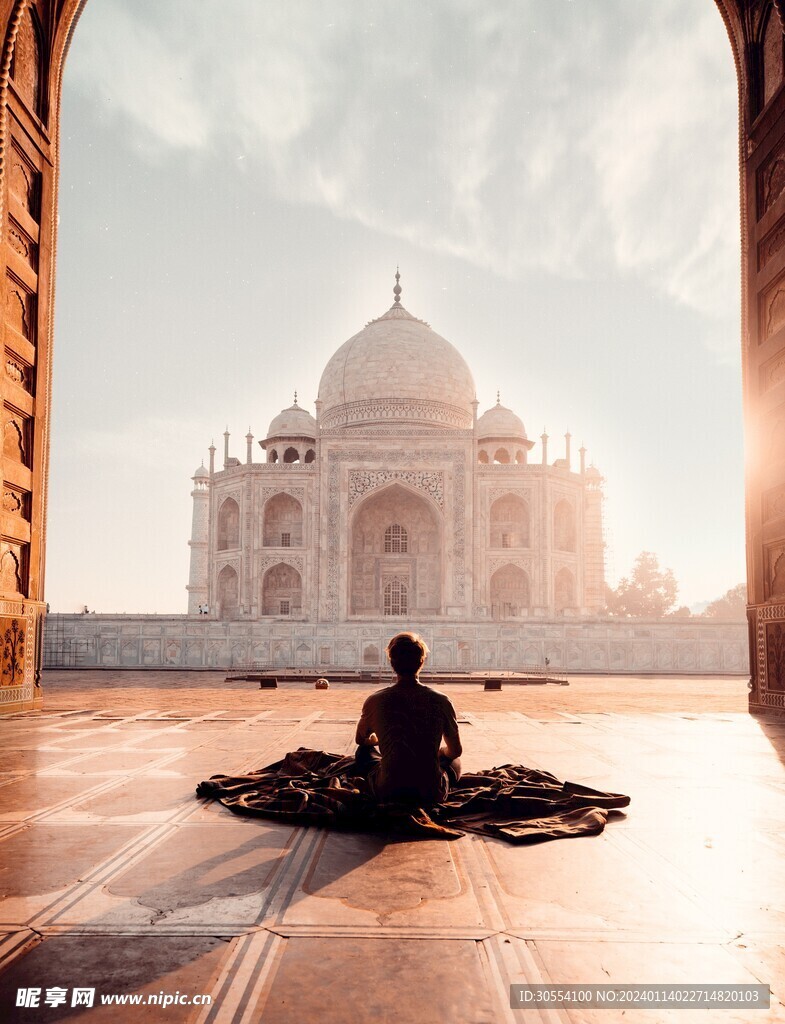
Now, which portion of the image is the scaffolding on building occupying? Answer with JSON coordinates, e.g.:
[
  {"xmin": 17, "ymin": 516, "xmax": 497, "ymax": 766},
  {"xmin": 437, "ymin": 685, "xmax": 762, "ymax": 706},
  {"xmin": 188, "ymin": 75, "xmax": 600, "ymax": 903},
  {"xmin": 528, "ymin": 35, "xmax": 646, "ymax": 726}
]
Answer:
[{"xmin": 42, "ymin": 614, "xmax": 94, "ymax": 669}]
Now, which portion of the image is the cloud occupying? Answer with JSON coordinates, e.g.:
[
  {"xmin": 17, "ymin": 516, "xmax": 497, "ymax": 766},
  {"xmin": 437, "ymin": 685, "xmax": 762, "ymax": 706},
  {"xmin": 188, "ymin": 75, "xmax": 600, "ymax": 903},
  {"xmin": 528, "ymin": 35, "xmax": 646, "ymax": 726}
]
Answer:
[{"xmin": 66, "ymin": 0, "xmax": 740, "ymax": 331}]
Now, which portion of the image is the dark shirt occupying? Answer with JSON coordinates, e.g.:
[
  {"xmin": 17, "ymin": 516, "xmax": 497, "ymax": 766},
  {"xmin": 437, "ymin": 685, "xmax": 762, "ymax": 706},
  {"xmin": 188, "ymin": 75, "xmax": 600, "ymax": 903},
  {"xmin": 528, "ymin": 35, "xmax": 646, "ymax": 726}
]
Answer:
[{"xmin": 355, "ymin": 681, "xmax": 461, "ymax": 804}]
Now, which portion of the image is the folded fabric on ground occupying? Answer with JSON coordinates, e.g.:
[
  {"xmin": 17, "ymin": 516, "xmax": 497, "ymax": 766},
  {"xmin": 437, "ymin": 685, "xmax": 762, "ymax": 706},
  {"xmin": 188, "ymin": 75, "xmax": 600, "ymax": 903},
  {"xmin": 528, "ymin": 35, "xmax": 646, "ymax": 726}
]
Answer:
[{"xmin": 196, "ymin": 748, "xmax": 630, "ymax": 845}]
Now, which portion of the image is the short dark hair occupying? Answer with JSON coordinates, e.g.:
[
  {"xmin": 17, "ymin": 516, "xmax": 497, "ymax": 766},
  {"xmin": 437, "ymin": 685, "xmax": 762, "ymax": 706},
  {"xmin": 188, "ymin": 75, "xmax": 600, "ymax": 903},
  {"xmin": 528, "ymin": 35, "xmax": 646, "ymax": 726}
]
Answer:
[{"xmin": 386, "ymin": 632, "xmax": 429, "ymax": 675}]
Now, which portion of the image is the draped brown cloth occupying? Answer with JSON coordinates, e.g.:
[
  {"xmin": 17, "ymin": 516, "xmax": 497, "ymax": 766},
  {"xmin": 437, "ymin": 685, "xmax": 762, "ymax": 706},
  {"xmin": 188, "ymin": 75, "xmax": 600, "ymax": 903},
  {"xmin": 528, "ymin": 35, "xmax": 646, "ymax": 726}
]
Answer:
[{"xmin": 196, "ymin": 748, "xmax": 630, "ymax": 844}]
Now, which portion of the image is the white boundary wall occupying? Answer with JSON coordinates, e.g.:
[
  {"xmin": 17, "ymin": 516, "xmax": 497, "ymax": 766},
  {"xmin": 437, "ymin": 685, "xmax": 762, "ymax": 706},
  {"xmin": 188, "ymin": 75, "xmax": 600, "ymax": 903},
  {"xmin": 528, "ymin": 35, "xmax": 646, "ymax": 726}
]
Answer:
[{"xmin": 43, "ymin": 615, "xmax": 749, "ymax": 675}]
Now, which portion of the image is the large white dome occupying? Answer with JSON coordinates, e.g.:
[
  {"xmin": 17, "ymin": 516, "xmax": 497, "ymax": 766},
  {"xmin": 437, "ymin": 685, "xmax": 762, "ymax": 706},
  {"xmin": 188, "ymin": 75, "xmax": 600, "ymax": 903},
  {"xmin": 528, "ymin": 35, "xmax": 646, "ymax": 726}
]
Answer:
[{"xmin": 318, "ymin": 298, "xmax": 476, "ymax": 430}]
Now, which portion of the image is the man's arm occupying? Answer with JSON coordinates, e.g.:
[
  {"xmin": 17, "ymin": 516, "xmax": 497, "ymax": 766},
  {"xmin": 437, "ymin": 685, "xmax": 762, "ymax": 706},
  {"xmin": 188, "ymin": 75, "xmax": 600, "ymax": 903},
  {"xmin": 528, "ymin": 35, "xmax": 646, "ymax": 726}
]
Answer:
[
  {"xmin": 354, "ymin": 697, "xmax": 378, "ymax": 746},
  {"xmin": 439, "ymin": 699, "xmax": 462, "ymax": 760}
]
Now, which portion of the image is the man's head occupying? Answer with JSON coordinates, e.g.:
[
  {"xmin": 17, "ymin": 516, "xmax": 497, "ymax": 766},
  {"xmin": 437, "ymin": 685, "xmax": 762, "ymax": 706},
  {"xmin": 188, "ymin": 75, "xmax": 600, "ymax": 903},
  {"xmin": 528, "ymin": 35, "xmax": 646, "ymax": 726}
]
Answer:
[{"xmin": 386, "ymin": 632, "xmax": 429, "ymax": 676}]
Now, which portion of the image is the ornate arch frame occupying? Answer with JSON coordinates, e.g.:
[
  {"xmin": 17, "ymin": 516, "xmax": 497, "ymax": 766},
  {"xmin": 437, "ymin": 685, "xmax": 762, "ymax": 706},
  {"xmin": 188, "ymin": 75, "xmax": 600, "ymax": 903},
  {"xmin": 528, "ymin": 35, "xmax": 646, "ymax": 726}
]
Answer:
[{"xmin": 0, "ymin": 0, "xmax": 775, "ymax": 712}]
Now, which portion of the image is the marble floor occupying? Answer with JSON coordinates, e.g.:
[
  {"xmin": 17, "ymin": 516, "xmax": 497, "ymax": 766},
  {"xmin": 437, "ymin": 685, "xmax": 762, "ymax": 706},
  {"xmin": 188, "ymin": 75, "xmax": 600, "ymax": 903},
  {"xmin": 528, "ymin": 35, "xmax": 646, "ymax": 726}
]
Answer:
[{"xmin": 0, "ymin": 679, "xmax": 783, "ymax": 1022}]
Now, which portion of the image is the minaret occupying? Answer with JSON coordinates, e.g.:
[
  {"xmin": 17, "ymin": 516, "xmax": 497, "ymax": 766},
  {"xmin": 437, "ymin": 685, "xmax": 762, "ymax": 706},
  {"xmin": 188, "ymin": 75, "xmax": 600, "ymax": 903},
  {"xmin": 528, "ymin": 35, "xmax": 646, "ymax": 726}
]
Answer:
[
  {"xmin": 246, "ymin": 427, "xmax": 254, "ymax": 465},
  {"xmin": 541, "ymin": 429, "xmax": 549, "ymax": 466},
  {"xmin": 565, "ymin": 431, "xmax": 572, "ymax": 469},
  {"xmin": 186, "ymin": 463, "xmax": 210, "ymax": 615},
  {"xmin": 579, "ymin": 444, "xmax": 587, "ymax": 475},
  {"xmin": 223, "ymin": 428, "xmax": 230, "ymax": 469}
]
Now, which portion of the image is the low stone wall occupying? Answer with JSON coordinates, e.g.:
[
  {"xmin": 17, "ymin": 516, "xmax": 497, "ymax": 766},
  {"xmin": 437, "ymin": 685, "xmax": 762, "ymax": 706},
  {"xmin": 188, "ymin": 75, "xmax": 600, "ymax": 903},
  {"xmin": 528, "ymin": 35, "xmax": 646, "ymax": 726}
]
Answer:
[{"xmin": 42, "ymin": 614, "xmax": 750, "ymax": 675}]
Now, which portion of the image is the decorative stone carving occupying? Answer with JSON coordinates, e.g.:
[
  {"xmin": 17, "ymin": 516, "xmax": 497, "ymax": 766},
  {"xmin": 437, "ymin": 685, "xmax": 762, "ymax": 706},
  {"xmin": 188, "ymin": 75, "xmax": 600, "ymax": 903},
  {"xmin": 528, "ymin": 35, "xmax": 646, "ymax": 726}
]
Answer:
[
  {"xmin": 5, "ymin": 278, "xmax": 31, "ymax": 338},
  {"xmin": 321, "ymin": 398, "xmax": 471, "ymax": 431},
  {"xmin": 11, "ymin": 7, "xmax": 40, "ymax": 116},
  {"xmin": 262, "ymin": 486, "xmax": 305, "ymax": 504},
  {"xmin": 3, "ymin": 417, "xmax": 25, "ymax": 463},
  {"xmin": 488, "ymin": 556, "xmax": 531, "ymax": 575},
  {"xmin": 760, "ymin": 217, "xmax": 785, "ymax": 269},
  {"xmin": 5, "ymin": 356, "xmax": 30, "ymax": 391},
  {"xmin": 8, "ymin": 222, "xmax": 34, "ymax": 267},
  {"xmin": 766, "ymin": 620, "xmax": 785, "ymax": 692},
  {"xmin": 9, "ymin": 148, "xmax": 37, "ymax": 217},
  {"xmin": 259, "ymin": 555, "xmax": 304, "ymax": 575},
  {"xmin": 763, "ymin": 7, "xmax": 785, "ymax": 108},
  {"xmin": 768, "ymin": 545, "xmax": 785, "ymax": 598},
  {"xmin": 760, "ymin": 149, "xmax": 785, "ymax": 217},
  {"xmin": 215, "ymin": 557, "xmax": 240, "ymax": 576},
  {"xmin": 320, "ymin": 426, "xmax": 471, "ymax": 439},
  {"xmin": 348, "ymin": 470, "xmax": 444, "ymax": 510},
  {"xmin": 0, "ymin": 545, "xmax": 22, "ymax": 594},
  {"xmin": 2, "ymin": 488, "xmax": 23, "ymax": 515},
  {"xmin": 217, "ymin": 488, "xmax": 242, "ymax": 507},
  {"xmin": 764, "ymin": 279, "xmax": 785, "ymax": 339},
  {"xmin": 487, "ymin": 487, "xmax": 531, "ymax": 503},
  {"xmin": 761, "ymin": 350, "xmax": 785, "ymax": 392},
  {"xmin": 0, "ymin": 616, "xmax": 25, "ymax": 684}
]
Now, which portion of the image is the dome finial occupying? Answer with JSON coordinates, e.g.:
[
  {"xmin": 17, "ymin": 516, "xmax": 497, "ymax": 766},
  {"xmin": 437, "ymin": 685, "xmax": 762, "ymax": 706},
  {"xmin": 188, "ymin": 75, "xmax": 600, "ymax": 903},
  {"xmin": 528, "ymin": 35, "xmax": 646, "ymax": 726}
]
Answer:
[
  {"xmin": 496, "ymin": 389, "xmax": 501, "ymax": 406},
  {"xmin": 393, "ymin": 266, "xmax": 402, "ymax": 306},
  {"xmin": 293, "ymin": 390, "xmax": 298, "ymax": 407}
]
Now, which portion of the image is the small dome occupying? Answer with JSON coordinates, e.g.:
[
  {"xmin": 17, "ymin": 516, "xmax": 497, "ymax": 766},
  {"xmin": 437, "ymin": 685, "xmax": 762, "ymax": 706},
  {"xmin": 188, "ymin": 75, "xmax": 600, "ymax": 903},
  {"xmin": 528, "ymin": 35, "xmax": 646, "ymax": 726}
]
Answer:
[
  {"xmin": 193, "ymin": 465, "xmax": 209, "ymax": 479},
  {"xmin": 476, "ymin": 399, "xmax": 527, "ymax": 440},
  {"xmin": 266, "ymin": 398, "xmax": 317, "ymax": 440},
  {"xmin": 585, "ymin": 465, "xmax": 602, "ymax": 479}
]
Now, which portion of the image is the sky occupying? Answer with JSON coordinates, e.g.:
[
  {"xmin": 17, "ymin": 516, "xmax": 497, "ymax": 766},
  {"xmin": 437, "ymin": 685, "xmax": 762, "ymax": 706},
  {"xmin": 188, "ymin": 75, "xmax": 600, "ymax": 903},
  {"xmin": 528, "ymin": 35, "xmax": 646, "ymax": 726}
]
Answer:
[{"xmin": 46, "ymin": 0, "xmax": 745, "ymax": 614}]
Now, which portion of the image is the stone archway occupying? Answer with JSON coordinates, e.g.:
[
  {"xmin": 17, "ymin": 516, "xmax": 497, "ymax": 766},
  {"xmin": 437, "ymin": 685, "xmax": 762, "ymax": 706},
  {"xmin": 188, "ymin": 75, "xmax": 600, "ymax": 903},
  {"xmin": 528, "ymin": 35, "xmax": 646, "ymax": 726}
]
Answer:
[
  {"xmin": 217, "ymin": 498, "xmax": 240, "ymax": 551},
  {"xmin": 490, "ymin": 564, "xmax": 531, "ymax": 619},
  {"xmin": 216, "ymin": 565, "xmax": 239, "ymax": 620},
  {"xmin": 263, "ymin": 492, "xmax": 303, "ymax": 547},
  {"xmin": 490, "ymin": 494, "xmax": 530, "ymax": 548},
  {"xmin": 261, "ymin": 562, "xmax": 302, "ymax": 616},
  {"xmin": 349, "ymin": 483, "xmax": 442, "ymax": 616},
  {"xmin": 0, "ymin": 0, "xmax": 772, "ymax": 711}
]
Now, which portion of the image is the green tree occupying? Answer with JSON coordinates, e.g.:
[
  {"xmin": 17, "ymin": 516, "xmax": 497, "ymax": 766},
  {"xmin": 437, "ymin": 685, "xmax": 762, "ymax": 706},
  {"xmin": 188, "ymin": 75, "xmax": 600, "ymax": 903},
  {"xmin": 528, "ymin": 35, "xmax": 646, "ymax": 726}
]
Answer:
[
  {"xmin": 703, "ymin": 583, "xmax": 747, "ymax": 620},
  {"xmin": 605, "ymin": 552, "xmax": 679, "ymax": 618}
]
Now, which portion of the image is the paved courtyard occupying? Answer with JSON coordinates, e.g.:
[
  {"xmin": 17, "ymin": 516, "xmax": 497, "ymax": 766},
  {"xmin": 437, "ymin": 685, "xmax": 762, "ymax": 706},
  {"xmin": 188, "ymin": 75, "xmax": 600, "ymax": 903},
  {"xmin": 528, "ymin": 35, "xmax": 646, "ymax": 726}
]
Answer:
[{"xmin": 0, "ymin": 671, "xmax": 783, "ymax": 1022}]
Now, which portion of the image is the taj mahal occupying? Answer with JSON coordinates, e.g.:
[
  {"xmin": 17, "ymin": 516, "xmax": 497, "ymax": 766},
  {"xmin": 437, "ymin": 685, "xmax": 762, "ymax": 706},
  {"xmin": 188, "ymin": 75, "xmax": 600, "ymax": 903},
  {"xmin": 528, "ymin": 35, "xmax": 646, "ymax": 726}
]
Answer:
[
  {"xmin": 45, "ymin": 277, "xmax": 748, "ymax": 673},
  {"xmin": 186, "ymin": 275, "xmax": 606, "ymax": 635}
]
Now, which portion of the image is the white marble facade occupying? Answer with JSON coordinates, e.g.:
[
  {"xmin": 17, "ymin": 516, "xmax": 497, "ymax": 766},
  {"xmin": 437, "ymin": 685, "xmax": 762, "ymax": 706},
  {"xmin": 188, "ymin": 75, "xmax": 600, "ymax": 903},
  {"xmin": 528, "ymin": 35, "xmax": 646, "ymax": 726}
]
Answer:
[{"xmin": 186, "ymin": 280, "xmax": 607, "ymax": 651}]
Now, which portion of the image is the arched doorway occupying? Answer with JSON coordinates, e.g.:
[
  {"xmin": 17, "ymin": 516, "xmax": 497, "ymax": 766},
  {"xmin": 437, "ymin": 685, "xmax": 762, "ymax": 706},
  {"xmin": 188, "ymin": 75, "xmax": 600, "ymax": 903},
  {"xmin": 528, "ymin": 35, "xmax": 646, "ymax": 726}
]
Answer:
[
  {"xmin": 261, "ymin": 562, "xmax": 302, "ymax": 616},
  {"xmin": 263, "ymin": 493, "xmax": 303, "ymax": 547},
  {"xmin": 350, "ymin": 483, "xmax": 441, "ymax": 616},
  {"xmin": 0, "ymin": 0, "xmax": 772, "ymax": 713},
  {"xmin": 490, "ymin": 494, "xmax": 531, "ymax": 548},
  {"xmin": 554, "ymin": 567, "xmax": 576, "ymax": 614},
  {"xmin": 490, "ymin": 564, "xmax": 531, "ymax": 619},
  {"xmin": 217, "ymin": 498, "xmax": 240, "ymax": 551},
  {"xmin": 216, "ymin": 565, "xmax": 239, "ymax": 620}
]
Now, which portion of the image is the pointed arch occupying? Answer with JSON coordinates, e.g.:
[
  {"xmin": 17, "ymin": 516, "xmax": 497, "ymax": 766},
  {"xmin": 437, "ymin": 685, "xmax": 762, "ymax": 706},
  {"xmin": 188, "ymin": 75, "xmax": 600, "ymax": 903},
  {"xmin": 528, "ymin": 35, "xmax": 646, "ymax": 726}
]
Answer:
[
  {"xmin": 217, "ymin": 564, "xmax": 239, "ymax": 620},
  {"xmin": 554, "ymin": 499, "xmax": 576, "ymax": 552},
  {"xmin": 262, "ymin": 562, "xmax": 302, "ymax": 616},
  {"xmin": 263, "ymin": 492, "xmax": 303, "ymax": 547},
  {"xmin": 490, "ymin": 564, "xmax": 530, "ymax": 619},
  {"xmin": 490, "ymin": 493, "xmax": 530, "ymax": 548},
  {"xmin": 217, "ymin": 497, "xmax": 240, "ymax": 550},
  {"xmin": 350, "ymin": 482, "xmax": 441, "ymax": 616},
  {"xmin": 555, "ymin": 567, "xmax": 576, "ymax": 612}
]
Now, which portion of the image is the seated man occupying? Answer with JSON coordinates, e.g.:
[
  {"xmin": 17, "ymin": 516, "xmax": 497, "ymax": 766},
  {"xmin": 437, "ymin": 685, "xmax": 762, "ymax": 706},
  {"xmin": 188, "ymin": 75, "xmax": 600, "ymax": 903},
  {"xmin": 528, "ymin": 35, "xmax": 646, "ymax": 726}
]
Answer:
[{"xmin": 354, "ymin": 632, "xmax": 462, "ymax": 805}]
